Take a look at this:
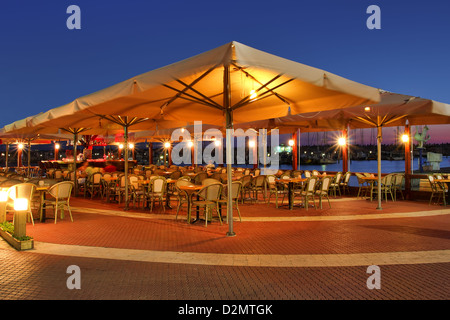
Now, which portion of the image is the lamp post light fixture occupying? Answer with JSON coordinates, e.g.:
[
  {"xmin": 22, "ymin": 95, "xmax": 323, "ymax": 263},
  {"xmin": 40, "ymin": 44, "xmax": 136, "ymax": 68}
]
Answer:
[
  {"xmin": 401, "ymin": 134, "xmax": 409, "ymax": 143},
  {"xmin": 163, "ymin": 142, "xmax": 171, "ymax": 166},
  {"xmin": 13, "ymin": 198, "xmax": 28, "ymax": 238},
  {"xmin": 338, "ymin": 137, "xmax": 346, "ymax": 146}
]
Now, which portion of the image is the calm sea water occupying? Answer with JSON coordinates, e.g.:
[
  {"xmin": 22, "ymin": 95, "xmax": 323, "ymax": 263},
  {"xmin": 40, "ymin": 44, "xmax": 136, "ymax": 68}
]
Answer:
[
  {"xmin": 238, "ymin": 156, "xmax": 450, "ymax": 187},
  {"xmin": 280, "ymin": 156, "xmax": 450, "ymax": 174},
  {"xmin": 279, "ymin": 157, "xmax": 450, "ymax": 187}
]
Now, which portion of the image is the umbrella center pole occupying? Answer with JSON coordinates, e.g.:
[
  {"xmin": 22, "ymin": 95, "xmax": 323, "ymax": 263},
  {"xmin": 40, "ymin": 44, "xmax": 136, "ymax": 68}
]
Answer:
[
  {"xmin": 123, "ymin": 125, "xmax": 130, "ymax": 211},
  {"xmin": 224, "ymin": 64, "xmax": 236, "ymax": 237},
  {"xmin": 376, "ymin": 125, "xmax": 382, "ymax": 210}
]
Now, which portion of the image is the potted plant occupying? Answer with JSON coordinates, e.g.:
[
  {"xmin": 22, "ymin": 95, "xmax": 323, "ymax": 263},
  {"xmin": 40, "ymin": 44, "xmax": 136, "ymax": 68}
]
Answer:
[{"xmin": 0, "ymin": 221, "xmax": 34, "ymax": 251}]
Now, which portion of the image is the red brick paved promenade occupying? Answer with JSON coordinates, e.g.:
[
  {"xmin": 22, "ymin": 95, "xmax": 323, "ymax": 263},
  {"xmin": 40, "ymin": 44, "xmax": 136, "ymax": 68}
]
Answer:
[{"xmin": 1, "ymin": 195, "xmax": 449, "ymax": 301}]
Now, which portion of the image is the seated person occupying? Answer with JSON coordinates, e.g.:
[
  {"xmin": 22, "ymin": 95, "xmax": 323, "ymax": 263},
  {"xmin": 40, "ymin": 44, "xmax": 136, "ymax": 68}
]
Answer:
[
  {"xmin": 103, "ymin": 161, "xmax": 117, "ymax": 173},
  {"xmin": 77, "ymin": 161, "xmax": 89, "ymax": 185},
  {"xmin": 205, "ymin": 160, "xmax": 215, "ymax": 171}
]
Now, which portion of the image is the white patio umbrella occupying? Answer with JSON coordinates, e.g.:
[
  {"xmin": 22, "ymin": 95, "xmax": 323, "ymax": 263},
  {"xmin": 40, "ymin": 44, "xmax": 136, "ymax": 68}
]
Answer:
[
  {"xmin": 233, "ymin": 90, "xmax": 450, "ymax": 209},
  {"xmin": 2, "ymin": 41, "xmax": 380, "ymax": 235}
]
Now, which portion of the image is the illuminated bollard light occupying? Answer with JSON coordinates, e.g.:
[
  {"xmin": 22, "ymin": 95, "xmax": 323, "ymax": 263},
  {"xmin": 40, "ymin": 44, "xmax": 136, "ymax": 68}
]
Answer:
[{"xmin": 13, "ymin": 198, "xmax": 28, "ymax": 239}]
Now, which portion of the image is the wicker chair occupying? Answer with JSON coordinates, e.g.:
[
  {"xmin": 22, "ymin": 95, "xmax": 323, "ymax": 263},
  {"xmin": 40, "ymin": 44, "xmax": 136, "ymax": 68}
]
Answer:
[{"xmin": 42, "ymin": 181, "xmax": 74, "ymax": 223}]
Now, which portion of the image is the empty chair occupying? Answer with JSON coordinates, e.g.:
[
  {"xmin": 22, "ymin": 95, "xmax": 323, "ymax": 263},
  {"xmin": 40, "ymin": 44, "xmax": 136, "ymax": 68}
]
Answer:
[
  {"xmin": 249, "ymin": 175, "xmax": 267, "ymax": 203},
  {"xmin": 266, "ymin": 175, "xmax": 287, "ymax": 208},
  {"xmin": 53, "ymin": 169, "xmax": 64, "ymax": 180},
  {"xmin": 298, "ymin": 176, "xmax": 318, "ymax": 210},
  {"xmin": 315, "ymin": 176, "xmax": 332, "ymax": 209},
  {"xmin": 239, "ymin": 175, "xmax": 253, "ymax": 203},
  {"xmin": 355, "ymin": 173, "xmax": 370, "ymax": 198},
  {"xmin": 202, "ymin": 178, "xmax": 221, "ymax": 186},
  {"xmin": 146, "ymin": 176, "xmax": 167, "ymax": 212},
  {"xmin": 371, "ymin": 174, "xmax": 395, "ymax": 202},
  {"xmin": 129, "ymin": 175, "xmax": 146, "ymax": 208},
  {"xmin": 42, "ymin": 181, "xmax": 74, "ymax": 223},
  {"xmin": 169, "ymin": 171, "xmax": 182, "ymax": 180},
  {"xmin": 291, "ymin": 170, "xmax": 302, "ymax": 178},
  {"xmin": 189, "ymin": 183, "xmax": 223, "ymax": 226},
  {"xmin": 427, "ymin": 174, "xmax": 447, "ymax": 206},
  {"xmin": 193, "ymin": 172, "xmax": 208, "ymax": 185},
  {"xmin": 340, "ymin": 172, "xmax": 351, "ymax": 195},
  {"xmin": 217, "ymin": 181, "xmax": 242, "ymax": 223},
  {"xmin": 392, "ymin": 174, "xmax": 405, "ymax": 201},
  {"xmin": 84, "ymin": 172, "xmax": 103, "ymax": 199},
  {"xmin": 329, "ymin": 172, "xmax": 343, "ymax": 197},
  {"xmin": 175, "ymin": 179, "xmax": 194, "ymax": 221},
  {"xmin": 303, "ymin": 170, "xmax": 311, "ymax": 178}
]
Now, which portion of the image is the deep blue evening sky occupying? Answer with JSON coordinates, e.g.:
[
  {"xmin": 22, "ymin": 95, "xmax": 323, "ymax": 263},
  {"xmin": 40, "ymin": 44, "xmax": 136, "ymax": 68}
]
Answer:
[{"xmin": 0, "ymin": 0, "xmax": 449, "ymax": 143}]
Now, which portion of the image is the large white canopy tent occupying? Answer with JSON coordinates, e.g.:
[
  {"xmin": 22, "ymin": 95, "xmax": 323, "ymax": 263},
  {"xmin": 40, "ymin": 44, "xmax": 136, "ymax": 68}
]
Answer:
[
  {"xmin": 2, "ymin": 41, "xmax": 380, "ymax": 235},
  {"xmin": 232, "ymin": 90, "xmax": 450, "ymax": 209}
]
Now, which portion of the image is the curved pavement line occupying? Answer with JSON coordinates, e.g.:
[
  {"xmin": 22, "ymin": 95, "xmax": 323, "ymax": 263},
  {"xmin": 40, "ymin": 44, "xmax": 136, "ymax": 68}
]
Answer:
[
  {"xmin": 29, "ymin": 242, "xmax": 450, "ymax": 267},
  {"xmin": 71, "ymin": 206, "xmax": 450, "ymax": 222}
]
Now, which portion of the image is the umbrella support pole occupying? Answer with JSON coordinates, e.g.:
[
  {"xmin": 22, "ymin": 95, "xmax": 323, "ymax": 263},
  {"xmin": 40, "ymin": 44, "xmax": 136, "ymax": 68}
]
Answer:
[
  {"xmin": 224, "ymin": 64, "xmax": 235, "ymax": 237},
  {"xmin": 123, "ymin": 125, "xmax": 130, "ymax": 211},
  {"xmin": 376, "ymin": 125, "xmax": 382, "ymax": 210}
]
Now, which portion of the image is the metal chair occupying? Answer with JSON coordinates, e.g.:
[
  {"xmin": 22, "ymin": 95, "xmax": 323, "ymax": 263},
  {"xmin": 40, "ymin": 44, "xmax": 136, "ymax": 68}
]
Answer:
[
  {"xmin": 189, "ymin": 183, "xmax": 223, "ymax": 226},
  {"xmin": 146, "ymin": 176, "xmax": 167, "ymax": 212},
  {"xmin": 371, "ymin": 174, "xmax": 395, "ymax": 202},
  {"xmin": 84, "ymin": 172, "xmax": 103, "ymax": 199},
  {"xmin": 315, "ymin": 176, "xmax": 332, "ymax": 209},
  {"xmin": 239, "ymin": 175, "xmax": 253, "ymax": 203},
  {"xmin": 217, "ymin": 181, "xmax": 242, "ymax": 222},
  {"xmin": 249, "ymin": 175, "xmax": 267, "ymax": 203},
  {"xmin": 297, "ymin": 176, "xmax": 318, "ymax": 210},
  {"xmin": 42, "ymin": 181, "xmax": 74, "ymax": 223},
  {"xmin": 392, "ymin": 174, "xmax": 405, "ymax": 201},
  {"xmin": 266, "ymin": 175, "xmax": 287, "ymax": 208},
  {"xmin": 427, "ymin": 174, "xmax": 447, "ymax": 206},
  {"xmin": 174, "ymin": 179, "xmax": 194, "ymax": 221},
  {"xmin": 339, "ymin": 172, "xmax": 351, "ymax": 195},
  {"xmin": 330, "ymin": 172, "xmax": 343, "ymax": 197}
]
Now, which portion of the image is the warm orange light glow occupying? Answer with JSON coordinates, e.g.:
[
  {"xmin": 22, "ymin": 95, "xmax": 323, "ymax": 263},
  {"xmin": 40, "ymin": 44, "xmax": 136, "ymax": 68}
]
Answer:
[
  {"xmin": 14, "ymin": 198, "xmax": 28, "ymax": 211},
  {"xmin": 55, "ymin": 143, "xmax": 60, "ymax": 150},
  {"xmin": 248, "ymin": 140, "xmax": 256, "ymax": 148},
  {"xmin": 164, "ymin": 142, "xmax": 171, "ymax": 149},
  {"xmin": 214, "ymin": 140, "xmax": 221, "ymax": 146},
  {"xmin": 128, "ymin": 143, "xmax": 134, "ymax": 149},
  {"xmin": 338, "ymin": 137, "xmax": 346, "ymax": 146},
  {"xmin": 364, "ymin": 106, "xmax": 371, "ymax": 112},
  {"xmin": 119, "ymin": 144, "xmax": 124, "ymax": 149},
  {"xmin": 187, "ymin": 141, "xmax": 194, "ymax": 148},
  {"xmin": 0, "ymin": 190, "xmax": 8, "ymax": 202},
  {"xmin": 401, "ymin": 134, "xmax": 409, "ymax": 143},
  {"xmin": 288, "ymin": 139, "xmax": 295, "ymax": 147},
  {"xmin": 18, "ymin": 143, "xmax": 24, "ymax": 150},
  {"xmin": 249, "ymin": 89, "xmax": 257, "ymax": 100}
]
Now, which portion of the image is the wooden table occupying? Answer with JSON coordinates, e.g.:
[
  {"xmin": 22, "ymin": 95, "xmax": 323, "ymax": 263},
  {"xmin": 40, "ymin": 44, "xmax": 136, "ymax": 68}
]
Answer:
[{"xmin": 277, "ymin": 178, "xmax": 307, "ymax": 210}]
